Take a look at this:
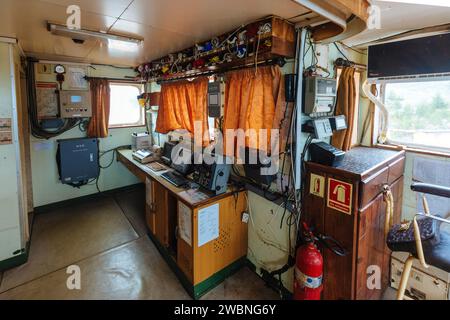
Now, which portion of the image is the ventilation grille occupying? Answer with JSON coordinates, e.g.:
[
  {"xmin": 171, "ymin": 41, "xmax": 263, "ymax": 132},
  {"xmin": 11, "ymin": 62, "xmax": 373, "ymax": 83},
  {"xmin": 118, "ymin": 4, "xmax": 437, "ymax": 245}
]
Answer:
[{"xmin": 213, "ymin": 226, "xmax": 231, "ymax": 253}]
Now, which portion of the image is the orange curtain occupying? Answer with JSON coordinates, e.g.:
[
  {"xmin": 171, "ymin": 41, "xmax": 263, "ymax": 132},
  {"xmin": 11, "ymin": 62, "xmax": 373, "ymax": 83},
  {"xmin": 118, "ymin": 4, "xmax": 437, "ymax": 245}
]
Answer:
[
  {"xmin": 332, "ymin": 66, "xmax": 356, "ymax": 151},
  {"xmin": 155, "ymin": 78, "xmax": 209, "ymax": 141},
  {"xmin": 223, "ymin": 65, "xmax": 284, "ymax": 155},
  {"xmin": 87, "ymin": 79, "xmax": 110, "ymax": 138}
]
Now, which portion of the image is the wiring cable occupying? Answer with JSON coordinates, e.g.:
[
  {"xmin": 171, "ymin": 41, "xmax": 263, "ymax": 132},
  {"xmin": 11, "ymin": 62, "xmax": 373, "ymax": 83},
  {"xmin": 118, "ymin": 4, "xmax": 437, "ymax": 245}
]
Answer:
[
  {"xmin": 26, "ymin": 58, "xmax": 79, "ymax": 139},
  {"xmin": 334, "ymin": 42, "xmax": 349, "ymax": 61}
]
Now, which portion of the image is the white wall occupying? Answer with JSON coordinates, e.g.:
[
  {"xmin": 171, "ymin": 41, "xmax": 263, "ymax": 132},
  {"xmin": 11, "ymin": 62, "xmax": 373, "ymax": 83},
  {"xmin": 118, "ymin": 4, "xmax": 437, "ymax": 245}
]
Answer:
[
  {"xmin": 30, "ymin": 64, "xmax": 145, "ymax": 207},
  {"xmin": 0, "ymin": 42, "xmax": 23, "ymax": 262}
]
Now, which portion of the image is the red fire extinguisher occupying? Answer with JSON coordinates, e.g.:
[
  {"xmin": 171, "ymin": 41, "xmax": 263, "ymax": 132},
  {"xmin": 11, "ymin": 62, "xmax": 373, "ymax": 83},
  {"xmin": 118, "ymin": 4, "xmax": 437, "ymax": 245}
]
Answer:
[{"xmin": 294, "ymin": 223, "xmax": 323, "ymax": 300}]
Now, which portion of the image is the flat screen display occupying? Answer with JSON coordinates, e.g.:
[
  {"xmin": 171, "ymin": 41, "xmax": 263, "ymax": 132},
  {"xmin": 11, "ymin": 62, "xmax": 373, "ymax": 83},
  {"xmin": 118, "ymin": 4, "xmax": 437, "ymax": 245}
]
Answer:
[
  {"xmin": 368, "ymin": 33, "xmax": 450, "ymax": 79},
  {"xmin": 70, "ymin": 95, "xmax": 82, "ymax": 103}
]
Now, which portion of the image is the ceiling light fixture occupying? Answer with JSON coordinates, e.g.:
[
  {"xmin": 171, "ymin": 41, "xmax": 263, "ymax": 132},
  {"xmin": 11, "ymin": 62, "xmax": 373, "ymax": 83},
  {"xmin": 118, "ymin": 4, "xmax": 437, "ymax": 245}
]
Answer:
[{"xmin": 47, "ymin": 22, "xmax": 143, "ymax": 47}]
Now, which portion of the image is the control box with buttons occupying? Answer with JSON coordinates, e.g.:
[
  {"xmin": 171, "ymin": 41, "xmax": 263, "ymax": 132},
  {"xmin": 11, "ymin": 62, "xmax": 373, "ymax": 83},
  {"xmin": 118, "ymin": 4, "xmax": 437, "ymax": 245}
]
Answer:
[
  {"xmin": 192, "ymin": 158, "xmax": 231, "ymax": 195},
  {"xmin": 302, "ymin": 116, "xmax": 347, "ymax": 140},
  {"xmin": 59, "ymin": 90, "xmax": 92, "ymax": 118}
]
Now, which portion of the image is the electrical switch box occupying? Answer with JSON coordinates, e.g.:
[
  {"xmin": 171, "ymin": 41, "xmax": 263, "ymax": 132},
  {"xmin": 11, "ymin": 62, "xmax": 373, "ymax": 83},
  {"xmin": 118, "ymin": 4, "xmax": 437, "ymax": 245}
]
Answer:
[
  {"xmin": 59, "ymin": 90, "xmax": 92, "ymax": 118},
  {"xmin": 303, "ymin": 76, "xmax": 337, "ymax": 118},
  {"xmin": 56, "ymin": 138, "xmax": 99, "ymax": 185}
]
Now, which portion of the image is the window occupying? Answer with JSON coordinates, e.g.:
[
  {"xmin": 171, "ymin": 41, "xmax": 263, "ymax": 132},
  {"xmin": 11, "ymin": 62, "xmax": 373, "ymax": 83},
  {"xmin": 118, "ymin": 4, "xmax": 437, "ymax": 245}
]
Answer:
[
  {"xmin": 109, "ymin": 83, "xmax": 145, "ymax": 128},
  {"xmin": 383, "ymin": 79, "xmax": 450, "ymax": 151}
]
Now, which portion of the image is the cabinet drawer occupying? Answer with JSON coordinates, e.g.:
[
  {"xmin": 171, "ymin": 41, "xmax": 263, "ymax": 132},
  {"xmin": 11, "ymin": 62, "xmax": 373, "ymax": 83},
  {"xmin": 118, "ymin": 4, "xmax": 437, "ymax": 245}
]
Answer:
[
  {"xmin": 388, "ymin": 157, "xmax": 405, "ymax": 185},
  {"xmin": 360, "ymin": 166, "xmax": 389, "ymax": 208}
]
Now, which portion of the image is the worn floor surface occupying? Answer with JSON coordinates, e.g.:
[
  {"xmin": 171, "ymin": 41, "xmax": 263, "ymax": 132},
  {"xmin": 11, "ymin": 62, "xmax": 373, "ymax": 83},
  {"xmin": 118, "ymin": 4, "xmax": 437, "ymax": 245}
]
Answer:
[{"xmin": 0, "ymin": 187, "xmax": 278, "ymax": 300}]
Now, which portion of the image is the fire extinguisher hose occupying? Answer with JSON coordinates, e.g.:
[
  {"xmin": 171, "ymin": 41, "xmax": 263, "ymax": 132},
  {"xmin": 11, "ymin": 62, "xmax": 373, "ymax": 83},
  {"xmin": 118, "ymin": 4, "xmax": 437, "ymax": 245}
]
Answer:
[{"xmin": 315, "ymin": 234, "xmax": 348, "ymax": 257}]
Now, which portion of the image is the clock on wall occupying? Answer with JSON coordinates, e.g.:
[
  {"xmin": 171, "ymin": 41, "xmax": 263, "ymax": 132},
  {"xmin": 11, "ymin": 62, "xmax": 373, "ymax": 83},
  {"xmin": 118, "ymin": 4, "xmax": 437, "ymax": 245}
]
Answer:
[{"xmin": 55, "ymin": 64, "xmax": 66, "ymax": 74}]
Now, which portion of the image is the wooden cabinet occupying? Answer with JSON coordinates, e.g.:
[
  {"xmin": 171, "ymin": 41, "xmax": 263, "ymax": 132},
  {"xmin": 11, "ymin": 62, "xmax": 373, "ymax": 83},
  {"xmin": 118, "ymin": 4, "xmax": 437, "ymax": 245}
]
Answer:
[
  {"xmin": 119, "ymin": 150, "xmax": 248, "ymax": 299},
  {"xmin": 303, "ymin": 147, "xmax": 405, "ymax": 300},
  {"xmin": 146, "ymin": 179, "xmax": 177, "ymax": 250},
  {"xmin": 177, "ymin": 192, "xmax": 248, "ymax": 286}
]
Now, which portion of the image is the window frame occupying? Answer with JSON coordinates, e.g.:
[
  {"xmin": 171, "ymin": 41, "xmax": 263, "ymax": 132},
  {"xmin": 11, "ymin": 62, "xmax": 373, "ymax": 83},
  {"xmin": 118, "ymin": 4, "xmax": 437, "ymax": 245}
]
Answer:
[
  {"xmin": 375, "ymin": 76, "xmax": 450, "ymax": 156},
  {"xmin": 108, "ymin": 81, "xmax": 146, "ymax": 129}
]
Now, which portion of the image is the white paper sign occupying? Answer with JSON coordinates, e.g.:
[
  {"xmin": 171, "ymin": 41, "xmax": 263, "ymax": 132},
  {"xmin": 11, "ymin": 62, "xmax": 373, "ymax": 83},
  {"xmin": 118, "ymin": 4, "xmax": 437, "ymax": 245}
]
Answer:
[
  {"xmin": 197, "ymin": 203, "xmax": 219, "ymax": 247},
  {"xmin": 178, "ymin": 201, "xmax": 192, "ymax": 246},
  {"xmin": 67, "ymin": 67, "xmax": 88, "ymax": 89}
]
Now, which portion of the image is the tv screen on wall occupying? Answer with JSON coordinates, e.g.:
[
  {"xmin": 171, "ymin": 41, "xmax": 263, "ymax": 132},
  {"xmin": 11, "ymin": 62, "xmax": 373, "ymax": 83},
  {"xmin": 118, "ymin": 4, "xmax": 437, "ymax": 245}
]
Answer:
[{"xmin": 368, "ymin": 33, "xmax": 450, "ymax": 79}]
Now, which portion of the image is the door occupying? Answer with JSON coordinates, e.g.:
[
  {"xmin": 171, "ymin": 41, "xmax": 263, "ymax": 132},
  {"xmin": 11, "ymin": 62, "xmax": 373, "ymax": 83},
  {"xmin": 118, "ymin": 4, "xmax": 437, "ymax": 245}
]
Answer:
[
  {"xmin": 145, "ymin": 178, "xmax": 156, "ymax": 235},
  {"xmin": 356, "ymin": 176, "xmax": 403, "ymax": 299},
  {"xmin": 154, "ymin": 181, "xmax": 169, "ymax": 246}
]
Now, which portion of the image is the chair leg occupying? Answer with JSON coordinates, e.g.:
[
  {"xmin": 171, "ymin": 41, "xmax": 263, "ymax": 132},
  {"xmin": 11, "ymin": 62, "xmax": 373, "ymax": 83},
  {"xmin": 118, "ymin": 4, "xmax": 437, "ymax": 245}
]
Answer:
[{"xmin": 397, "ymin": 255, "xmax": 415, "ymax": 300}]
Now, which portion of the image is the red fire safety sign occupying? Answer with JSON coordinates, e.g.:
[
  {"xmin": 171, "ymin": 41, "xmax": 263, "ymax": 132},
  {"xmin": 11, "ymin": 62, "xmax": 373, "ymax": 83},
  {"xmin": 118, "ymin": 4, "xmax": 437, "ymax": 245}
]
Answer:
[{"xmin": 327, "ymin": 178, "xmax": 353, "ymax": 215}]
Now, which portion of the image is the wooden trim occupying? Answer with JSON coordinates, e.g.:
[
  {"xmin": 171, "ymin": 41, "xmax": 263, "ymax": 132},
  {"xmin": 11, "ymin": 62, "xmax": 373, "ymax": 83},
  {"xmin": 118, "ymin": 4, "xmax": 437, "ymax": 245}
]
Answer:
[
  {"xmin": 375, "ymin": 144, "xmax": 450, "ymax": 159},
  {"xmin": 109, "ymin": 124, "xmax": 146, "ymax": 129},
  {"xmin": 331, "ymin": 0, "xmax": 370, "ymax": 21}
]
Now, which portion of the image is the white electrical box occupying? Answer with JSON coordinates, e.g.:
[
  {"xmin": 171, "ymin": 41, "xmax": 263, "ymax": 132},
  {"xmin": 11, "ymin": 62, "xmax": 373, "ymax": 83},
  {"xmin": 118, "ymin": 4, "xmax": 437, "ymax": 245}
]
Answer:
[
  {"xmin": 303, "ymin": 77, "xmax": 337, "ymax": 118},
  {"xmin": 390, "ymin": 252, "xmax": 450, "ymax": 300}
]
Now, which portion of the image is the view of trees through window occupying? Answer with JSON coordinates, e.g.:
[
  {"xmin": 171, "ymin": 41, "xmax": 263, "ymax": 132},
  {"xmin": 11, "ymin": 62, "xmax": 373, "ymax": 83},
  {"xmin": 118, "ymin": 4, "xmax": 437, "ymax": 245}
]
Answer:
[{"xmin": 385, "ymin": 80, "xmax": 450, "ymax": 150}]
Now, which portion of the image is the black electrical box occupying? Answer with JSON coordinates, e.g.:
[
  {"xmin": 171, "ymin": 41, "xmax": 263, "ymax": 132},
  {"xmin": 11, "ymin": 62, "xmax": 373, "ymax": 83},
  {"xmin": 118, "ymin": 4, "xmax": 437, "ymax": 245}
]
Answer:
[
  {"xmin": 56, "ymin": 137, "xmax": 99, "ymax": 185},
  {"xmin": 309, "ymin": 142, "xmax": 345, "ymax": 167},
  {"xmin": 284, "ymin": 74, "xmax": 297, "ymax": 102},
  {"xmin": 242, "ymin": 148, "xmax": 277, "ymax": 186}
]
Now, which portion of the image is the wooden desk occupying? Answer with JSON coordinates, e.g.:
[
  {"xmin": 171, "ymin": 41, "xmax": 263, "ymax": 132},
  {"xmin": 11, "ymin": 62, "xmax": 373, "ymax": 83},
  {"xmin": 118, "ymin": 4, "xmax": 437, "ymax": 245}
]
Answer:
[{"xmin": 117, "ymin": 149, "xmax": 248, "ymax": 299}]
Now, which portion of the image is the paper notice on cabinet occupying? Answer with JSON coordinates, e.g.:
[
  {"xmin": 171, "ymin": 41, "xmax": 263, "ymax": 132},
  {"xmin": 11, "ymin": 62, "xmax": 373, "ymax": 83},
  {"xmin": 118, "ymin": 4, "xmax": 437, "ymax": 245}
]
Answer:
[
  {"xmin": 198, "ymin": 203, "xmax": 219, "ymax": 247},
  {"xmin": 178, "ymin": 202, "xmax": 192, "ymax": 246}
]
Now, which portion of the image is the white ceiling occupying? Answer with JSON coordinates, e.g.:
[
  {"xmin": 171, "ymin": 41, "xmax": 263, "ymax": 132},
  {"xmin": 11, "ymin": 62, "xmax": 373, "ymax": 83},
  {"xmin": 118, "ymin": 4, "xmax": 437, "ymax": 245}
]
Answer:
[
  {"xmin": 0, "ymin": 0, "xmax": 317, "ymax": 66},
  {"xmin": 344, "ymin": 0, "xmax": 450, "ymax": 47}
]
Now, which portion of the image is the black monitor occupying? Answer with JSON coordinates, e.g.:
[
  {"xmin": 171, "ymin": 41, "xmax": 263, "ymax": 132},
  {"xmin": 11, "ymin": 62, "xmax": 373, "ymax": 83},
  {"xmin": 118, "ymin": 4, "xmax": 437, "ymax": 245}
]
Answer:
[
  {"xmin": 161, "ymin": 141, "xmax": 177, "ymax": 166},
  {"xmin": 170, "ymin": 146, "xmax": 192, "ymax": 175}
]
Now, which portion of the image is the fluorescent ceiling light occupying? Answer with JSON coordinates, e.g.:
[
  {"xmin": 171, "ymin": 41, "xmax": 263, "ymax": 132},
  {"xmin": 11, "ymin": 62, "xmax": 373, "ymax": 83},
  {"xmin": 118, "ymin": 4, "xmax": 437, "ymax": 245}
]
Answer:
[
  {"xmin": 377, "ymin": 0, "xmax": 450, "ymax": 7},
  {"xmin": 107, "ymin": 39, "xmax": 140, "ymax": 52},
  {"xmin": 47, "ymin": 22, "xmax": 143, "ymax": 48}
]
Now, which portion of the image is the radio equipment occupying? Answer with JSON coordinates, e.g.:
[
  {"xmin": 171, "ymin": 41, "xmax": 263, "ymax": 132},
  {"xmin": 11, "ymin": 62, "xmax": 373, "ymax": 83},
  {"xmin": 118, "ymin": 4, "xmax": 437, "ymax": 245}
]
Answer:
[{"xmin": 192, "ymin": 158, "xmax": 231, "ymax": 195}]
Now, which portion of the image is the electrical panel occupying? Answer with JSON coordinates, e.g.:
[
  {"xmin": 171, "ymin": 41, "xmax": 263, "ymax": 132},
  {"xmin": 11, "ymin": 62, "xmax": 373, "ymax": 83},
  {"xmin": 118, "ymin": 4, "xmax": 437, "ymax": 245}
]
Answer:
[
  {"xmin": 303, "ymin": 76, "xmax": 337, "ymax": 118},
  {"xmin": 192, "ymin": 159, "xmax": 231, "ymax": 195},
  {"xmin": 56, "ymin": 138, "xmax": 99, "ymax": 185},
  {"xmin": 302, "ymin": 116, "xmax": 347, "ymax": 140},
  {"xmin": 59, "ymin": 90, "xmax": 92, "ymax": 118},
  {"xmin": 208, "ymin": 80, "xmax": 224, "ymax": 118}
]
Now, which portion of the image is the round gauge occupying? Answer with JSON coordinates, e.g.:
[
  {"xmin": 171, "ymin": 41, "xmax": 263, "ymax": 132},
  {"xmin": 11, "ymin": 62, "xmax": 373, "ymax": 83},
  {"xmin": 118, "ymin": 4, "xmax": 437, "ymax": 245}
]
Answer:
[{"xmin": 55, "ymin": 64, "xmax": 65, "ymax": 74}]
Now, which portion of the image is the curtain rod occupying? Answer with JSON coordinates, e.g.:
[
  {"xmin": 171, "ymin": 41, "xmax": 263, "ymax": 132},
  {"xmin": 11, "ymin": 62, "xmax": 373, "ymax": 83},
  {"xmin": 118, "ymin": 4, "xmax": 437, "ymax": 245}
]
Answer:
[
  {"xmin": 335, "ymin": 58, "xmax": 367, "ymax": 71},
  {"xmin": 83, "ymin": 76, "xmax": 143, "ymax": 82},
  {"xmin": 156, "ymin": 58, "xmax": 286, "ymax": 84}
]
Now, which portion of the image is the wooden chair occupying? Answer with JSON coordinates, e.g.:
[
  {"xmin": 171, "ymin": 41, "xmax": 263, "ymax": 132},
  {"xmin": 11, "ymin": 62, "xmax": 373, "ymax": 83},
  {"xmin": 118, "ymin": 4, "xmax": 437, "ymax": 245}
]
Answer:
[{"xmin": 387, "ymin": 183, "xmax": 450, "ymax": 300}]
